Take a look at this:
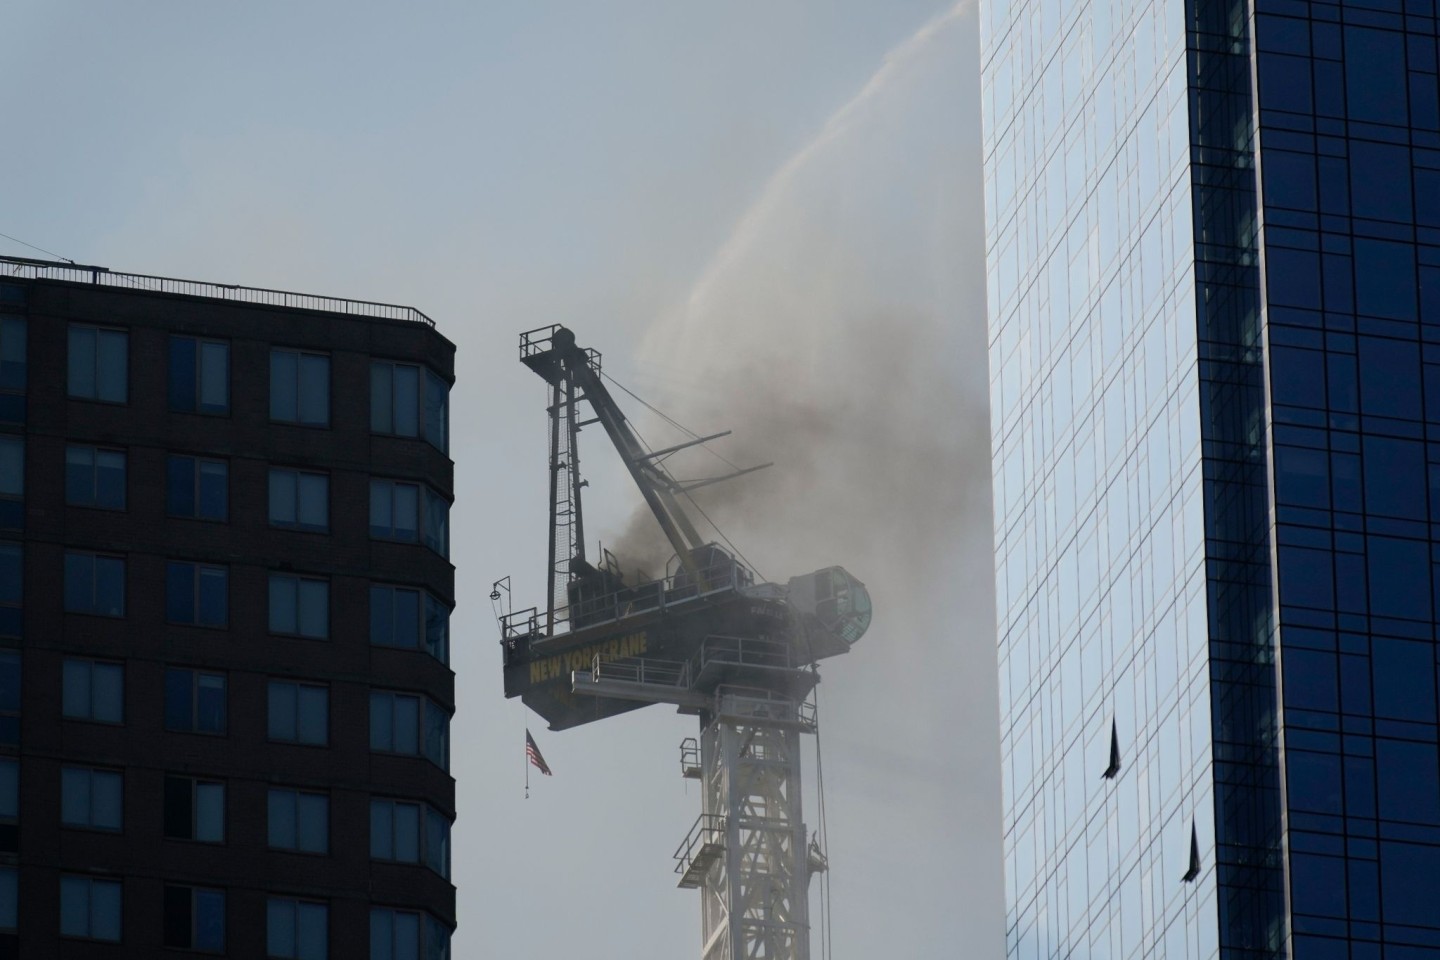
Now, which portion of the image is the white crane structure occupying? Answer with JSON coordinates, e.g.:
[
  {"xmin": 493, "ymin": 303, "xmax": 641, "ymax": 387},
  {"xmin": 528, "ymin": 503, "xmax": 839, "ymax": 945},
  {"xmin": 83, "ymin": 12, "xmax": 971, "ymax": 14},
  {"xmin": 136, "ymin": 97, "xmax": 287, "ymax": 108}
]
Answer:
[{"xmin": 498, "ymin": 326, "xmax": 871, "ymax": 960}]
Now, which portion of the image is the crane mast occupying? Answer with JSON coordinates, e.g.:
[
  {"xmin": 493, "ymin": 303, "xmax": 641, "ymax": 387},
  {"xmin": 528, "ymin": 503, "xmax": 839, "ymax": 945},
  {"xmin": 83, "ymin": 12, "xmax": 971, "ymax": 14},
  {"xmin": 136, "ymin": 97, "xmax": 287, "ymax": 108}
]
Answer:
[{"xmin": 500, "ymin": 325, "xmax": 872, "ymax": 960}]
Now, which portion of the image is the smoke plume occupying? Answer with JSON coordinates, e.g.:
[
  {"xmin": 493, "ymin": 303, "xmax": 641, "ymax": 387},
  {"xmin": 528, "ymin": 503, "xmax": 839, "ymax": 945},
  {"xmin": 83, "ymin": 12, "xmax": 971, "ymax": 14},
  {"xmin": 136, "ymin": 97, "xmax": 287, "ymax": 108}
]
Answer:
[{"xmin": 603, "ymin": 2, "xmax": 1004, "ymax": 954}]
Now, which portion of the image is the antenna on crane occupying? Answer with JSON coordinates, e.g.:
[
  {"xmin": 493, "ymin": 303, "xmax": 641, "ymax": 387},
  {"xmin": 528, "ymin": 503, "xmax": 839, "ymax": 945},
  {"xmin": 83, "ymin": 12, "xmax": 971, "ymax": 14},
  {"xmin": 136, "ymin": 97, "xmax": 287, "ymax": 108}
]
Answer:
[{"xmin": 498, "ymin": 325, "xmax": 872, "ymax": 960}]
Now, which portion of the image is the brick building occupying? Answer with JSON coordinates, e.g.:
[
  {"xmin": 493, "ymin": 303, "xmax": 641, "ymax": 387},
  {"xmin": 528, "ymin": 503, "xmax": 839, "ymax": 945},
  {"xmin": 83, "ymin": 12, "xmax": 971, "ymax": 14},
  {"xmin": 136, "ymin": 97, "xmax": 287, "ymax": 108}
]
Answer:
[{"xmin": 0, "ymin": 256, "xmax": 455, "ymax": 958}]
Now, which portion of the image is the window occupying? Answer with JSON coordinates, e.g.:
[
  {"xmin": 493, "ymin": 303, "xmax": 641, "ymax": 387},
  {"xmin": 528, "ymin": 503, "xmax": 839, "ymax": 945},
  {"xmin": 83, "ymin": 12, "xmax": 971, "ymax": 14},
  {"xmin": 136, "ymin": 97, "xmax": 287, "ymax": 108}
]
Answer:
[
  {"xmin": 165, "ymin": 668, "xmax": 226, "ymax": 735},
  {"xmin": 268, "ymin": 681, "xmax": 328, "ymax": 746},
  {"xmin": 271, "ymin": 349, "xmax": 329, "ymax": 426},
  {"xmin": 0, "ymin": 545, "xmax": 18, "ymax": 637},
  {"xmin": 169, "ymin": 336, "xmax": 229, "ymax": 414},
  {"xmin": 63, "ymin": 658, "xmax": 123, "ymax": 724},
  {"xmin": 164, "ymin": 885, "xmax": 224, "ymax": 952},
  {"xmin": 0, "ymin": 316, "xmax": 26, "ymax": 423},
  {"xmin": 0, "ymin": 436, "xmax": 21, "ymax": 530},
  {"xmin": 0, "ymin": 866, "xmax": 14, "ymax": 932},
  {"xmin": 0, "ymin": 757, "xmax": 17, "ymax": 853},
  {"xmin": 60, "ymin": 876, "xmax": 121, "ymax": 941},
  {"xmin": 370, "ymin": 480, "xmax": 449, "ymax": 557},
  {"xmin": 372, "ymin": 362, "xmax": 449, "ymax": 453},
  {"xmin": 60, "ymin": 767, "xmax": 122, "ymax": 831},
  {"xmin": 268, "ymin": 575, "xmax": 329, "ymax": 639},
  {"xmin": 65, "ymin": 445, "xmax": 125, "ymax": 510},
  {"xmin": 267, "ymin": 898, "xmax": 327, "ymax": 960},
  {"xmin": 268, "ymin": 788, "xmax": 328, "ymax": 854},
  {"xmin": 68, "ymin": 325, "xmax": 127, "ymax": 403},
  {"xmin": 370, "ymin": 908, "xmax": 450, "ymax": 960},
  {"xmin": 164, "ymin": 776, "xmax": 224, "ymax": 843},
  {"xmin": 64, "ymin": 552, "xmax": 124, "ymax": 617},
  {"xmin": 370, "ymin": 691, "xmax": 449, "ymax": 771},
  {"xmin": 370, "ymin": 479, "xmax": 418, "ymax": 542},
  {"xmin": 166, "ymin": 562, "xmax": 227, "ymax": 627},
  {"xmin": 268, "ymin": 468, "xmax": 328, "ymax": 532},
  {"xmin": 0, "ymin": 651, "xmax": 15, "ymax": 745},
  {"xmin": 371, "ymin": 585, "xmax": 449, "ymax": 663},
  {"xmin": 370, "ymin": 799, "xmax": 449, "ymax": 878},
  {"xmin": 167, "ymin": 455, "xmax": 228, "ymax": 521}
]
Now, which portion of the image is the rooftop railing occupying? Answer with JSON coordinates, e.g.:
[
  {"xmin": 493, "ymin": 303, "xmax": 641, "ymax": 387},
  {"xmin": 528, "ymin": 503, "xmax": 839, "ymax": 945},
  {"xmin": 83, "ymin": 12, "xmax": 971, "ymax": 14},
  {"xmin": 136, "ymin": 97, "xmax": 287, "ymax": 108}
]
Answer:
[{"xmin": 0, "ymin": 255, "xmax": 435, "ymax": 327}]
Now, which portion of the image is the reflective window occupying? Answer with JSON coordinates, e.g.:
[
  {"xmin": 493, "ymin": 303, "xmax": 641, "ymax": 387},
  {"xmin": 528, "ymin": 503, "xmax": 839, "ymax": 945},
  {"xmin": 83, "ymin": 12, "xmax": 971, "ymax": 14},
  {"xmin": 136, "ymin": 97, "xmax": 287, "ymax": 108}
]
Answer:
[
  {"xmin": 270, "ymin": 349, "xmax": 329, "ymax": 426},
  {"xmin": 61, "ymin": 658, "xmax": 122, "ymax": 724},
  {"xmin": 166, "ymin": 562, "xmax": 227, "ymax": 627},
  {"xmin": 370, "ymin": 800, "xmax": 449, "ymax": 880},
  {"xmin": 65, "ymin": 445, "xmax": 125, "ymax": 510},
  {"xmin": 0, "ymin": 545, "xmax": 17, "ymax": 638},
  {"xmin": 164, "ymin": 668, "xmax": 226, "ymax": 735},
  {"xmin": 0, "ymin": 651, "xmax": 16, "ymax": 745},
  {"xmin": 163, "ymin": 885, "xmax": 224, "ymax": 953},
  {"xmin": 169, "ymin": 336, "xmax": 229, "ymax": 414},
  {"xmin": 0, "ymin": 866, "xmax": 14, "ymax": 931},
  {"xmin": 268, "ymin": 681, "xmax": 328, "ymax": 746},
  {"xmin": 268, "ymin": 574, "xmax": 329, "ymax": 639},
  {"xmin": 60, "ymin": 767, "xmax": 121, "ymax": 831},
  {"xmin": 0, "ymin": 316, "xmax": 26, "ymax": 423},
  {"xmin": 0, "ymin": 436, "xmax": 21, "ymax": 531},
  {"xmin": 370, "ymin": 480, "xmax": 448, "ymax": 558},
  {"xmin": 63, "ymin": 552, "xmax": 123, "ymax": 617},
  {"xmin": 67, "ymin": 325, "xmax": 126, "ymax": 403},
  {"xmin": 60, "ymin": 875, "xmax": 121, "ymax": 941},
  {"xmin": 164, "ymin": 776, "xmax": 224, "ymax": 843},
  {"xmin": 0, "ymin": 758, "xmax": 15, "ymax": 819},
  {"xmin": 267, "ymin": 898, "xmax": 327, "ymax": 960},
  {"xmin": 370, "ymin": 691, "xmax": 449, "ymax": 770},
  {"xmin": 167, "ymin": 455, "xmax": 228, "ymax": 521},
  {"xmin": 267, "ymin": 788, "xmax": 328, "ymax": 854},
  {"xmin": 370, "ymin": 585, "xmax": 449, "ymax": 663},
  {"xmin": 268, "ymin": 468, "xmax": 328, "ymax": 532},
  {"xmin": 372, "ymin": 361, "xmax": 449, "ymax": 453}
]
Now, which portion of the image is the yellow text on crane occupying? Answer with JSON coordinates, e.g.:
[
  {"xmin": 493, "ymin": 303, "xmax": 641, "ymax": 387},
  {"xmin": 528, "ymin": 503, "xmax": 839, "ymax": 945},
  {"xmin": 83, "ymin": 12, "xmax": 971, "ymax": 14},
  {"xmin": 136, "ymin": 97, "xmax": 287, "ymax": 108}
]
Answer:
[{"xmin": 529, "ymin": 631, "xmax": 650, "ymax": 685}]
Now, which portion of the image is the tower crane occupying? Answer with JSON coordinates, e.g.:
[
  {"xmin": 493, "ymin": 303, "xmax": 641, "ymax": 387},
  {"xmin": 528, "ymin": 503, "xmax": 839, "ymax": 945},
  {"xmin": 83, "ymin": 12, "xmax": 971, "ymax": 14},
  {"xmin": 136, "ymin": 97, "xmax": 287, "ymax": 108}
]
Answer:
[{"xmin": 498, "ymin": 325, "xmax": 871, "ymax": 960}]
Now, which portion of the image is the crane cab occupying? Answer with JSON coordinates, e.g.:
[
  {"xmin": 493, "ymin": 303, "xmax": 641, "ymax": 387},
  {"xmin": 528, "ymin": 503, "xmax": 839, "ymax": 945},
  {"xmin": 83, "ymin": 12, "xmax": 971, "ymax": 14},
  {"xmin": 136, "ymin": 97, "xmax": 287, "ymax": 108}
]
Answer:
[{"xmin": 784, "ymin": 566, "xmax": 872, "ymax": 660}]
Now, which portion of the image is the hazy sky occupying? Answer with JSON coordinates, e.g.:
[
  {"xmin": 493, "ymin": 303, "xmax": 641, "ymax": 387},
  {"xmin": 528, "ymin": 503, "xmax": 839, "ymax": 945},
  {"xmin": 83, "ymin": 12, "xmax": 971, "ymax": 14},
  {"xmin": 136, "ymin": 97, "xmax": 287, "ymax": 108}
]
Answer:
[{"xmin": 2, "ymin": 2, "xmax": 999, "ymax": 957}]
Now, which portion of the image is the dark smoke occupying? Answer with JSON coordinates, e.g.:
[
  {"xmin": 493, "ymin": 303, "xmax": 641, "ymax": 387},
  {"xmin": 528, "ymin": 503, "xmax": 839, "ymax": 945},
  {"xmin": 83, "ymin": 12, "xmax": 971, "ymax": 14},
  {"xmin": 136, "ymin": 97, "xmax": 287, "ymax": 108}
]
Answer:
[{"xmin": 610, "ymin": 307, "xmax": 985, "ymax": 594}]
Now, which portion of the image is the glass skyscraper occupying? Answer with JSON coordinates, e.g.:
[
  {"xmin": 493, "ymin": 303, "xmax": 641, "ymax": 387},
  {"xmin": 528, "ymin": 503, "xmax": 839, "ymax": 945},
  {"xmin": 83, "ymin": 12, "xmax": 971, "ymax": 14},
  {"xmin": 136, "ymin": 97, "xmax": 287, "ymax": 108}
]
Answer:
[{"xmin": 983, "ymin": 1, "xmax": 1440, "ymax": 958}]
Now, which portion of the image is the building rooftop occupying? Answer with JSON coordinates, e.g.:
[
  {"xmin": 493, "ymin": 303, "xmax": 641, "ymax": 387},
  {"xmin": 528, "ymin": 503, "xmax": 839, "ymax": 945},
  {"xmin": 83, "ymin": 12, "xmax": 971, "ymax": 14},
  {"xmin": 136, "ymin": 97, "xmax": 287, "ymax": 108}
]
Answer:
[{"xmin": 1, "ymin": 254, "xmax": 435, "ymax": 328}]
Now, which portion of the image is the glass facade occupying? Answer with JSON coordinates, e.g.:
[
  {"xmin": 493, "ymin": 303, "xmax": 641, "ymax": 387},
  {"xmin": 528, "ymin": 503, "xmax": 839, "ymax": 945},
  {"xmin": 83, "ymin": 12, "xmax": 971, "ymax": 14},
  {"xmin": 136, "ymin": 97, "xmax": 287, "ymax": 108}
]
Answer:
[{"xmin": 985, "ymin": 0, "xmax": 1440, "ymax": 958}]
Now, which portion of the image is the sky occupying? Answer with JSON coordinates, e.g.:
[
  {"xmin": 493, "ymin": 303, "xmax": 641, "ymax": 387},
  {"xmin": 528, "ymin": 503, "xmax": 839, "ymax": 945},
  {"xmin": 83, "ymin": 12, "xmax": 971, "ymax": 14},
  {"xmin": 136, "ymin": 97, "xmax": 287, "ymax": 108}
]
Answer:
[{"xmin": 2, "ymin": 2, "xmax": 1000, "ymax": 957}]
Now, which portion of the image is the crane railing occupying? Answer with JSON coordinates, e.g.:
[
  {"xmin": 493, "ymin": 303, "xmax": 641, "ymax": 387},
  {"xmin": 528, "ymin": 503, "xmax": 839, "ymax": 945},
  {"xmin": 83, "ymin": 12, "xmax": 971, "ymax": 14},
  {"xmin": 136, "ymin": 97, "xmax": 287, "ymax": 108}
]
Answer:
[
  {"xmin": 674, "ymin": 813, "xmax": 727, "ymax": 881},
  {"xmin": 590, "ymin": 655, "xmax": 690, "ymax": 689},
  {"xmin": 498, "ymin": 547, "xmax": 752, "ymax": 642}
]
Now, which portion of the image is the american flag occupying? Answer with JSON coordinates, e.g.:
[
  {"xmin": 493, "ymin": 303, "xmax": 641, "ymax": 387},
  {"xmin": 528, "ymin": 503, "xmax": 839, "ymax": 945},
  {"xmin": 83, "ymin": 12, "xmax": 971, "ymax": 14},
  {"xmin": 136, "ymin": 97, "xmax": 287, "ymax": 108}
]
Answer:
[{"xmin": 525, "ymin": 729, "xmax": 552, "ymax": 776}]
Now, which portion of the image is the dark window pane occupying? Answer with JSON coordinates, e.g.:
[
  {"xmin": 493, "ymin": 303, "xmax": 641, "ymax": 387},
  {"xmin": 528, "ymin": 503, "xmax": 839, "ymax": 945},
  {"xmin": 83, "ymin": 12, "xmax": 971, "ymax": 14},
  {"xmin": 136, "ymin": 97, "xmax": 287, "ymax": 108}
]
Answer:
[
  {"xmin": 1377, "ymin": 739, "xmax": 1440, "ymax": 824},
  {"xmin": 1362, "ymin": 437, "xmax": 1424, "ymax": 520},
  {"xmin": 1345, "ymin": 27, "xmax": 1408, "ymax": 125},
  {"xmin": 1367, "ymin": 536, "xmax": 1430, "ymax": 620},
  {"xmin": 1259, "ymin": 52, "xmax": 1313, "ymax": 113},
  {"xmin": 167, "ymin": 562, "xmax": 195, "ymax": 623},
  {"xmin": 1279, "ymin": 546, "xmax": 1333, "ymax": 609},
  {"xmin": 1266, "ymin": 248, "xmax": 1321, "ymax": 309},
  {"xmin": 1288, "ymin": 751, "xmax": 1343, "ymax": 814},
  {"xmin": 1359, "ymin": 337, "xmax": 1420, "ymax": 418},
  {"xmin": 1291, "ymin": 853, "xmax": 1346, "ymax": 917},
  {"xmin": 167, "ymin": 456, "xmax": 195, "ymax": 517},
  {"xmin": 170, "ymin": 337, "xmax": 197, "ymax": 412},
  {"xmin": 1355, "ymin": 240, "xmax": 1416, "ymax": 320},
  {"xmin": 1350, "ymin": 141, "xmax": 1412, "ymax": 223},
  {"xmin": 1283, "ymin": 648, "xmax": 1338, "ymax": 712},
  {"xmin": 165, "ymin": 669, "xmax": 193, "ymax": 731},
  {"xmin": 1372, "ymin": 639, "xmax": 1434, "ymax": 722}
]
